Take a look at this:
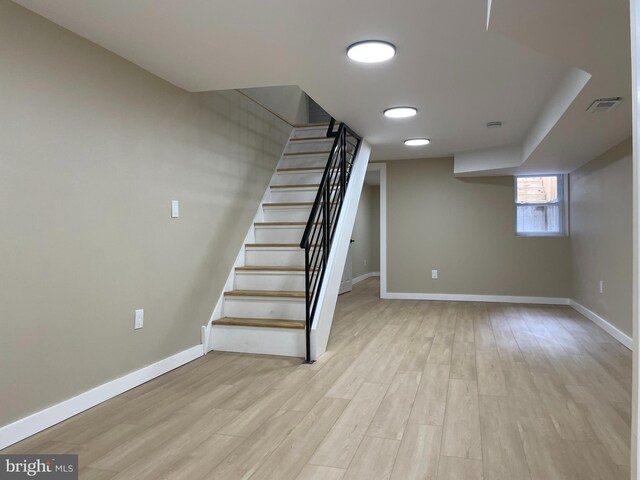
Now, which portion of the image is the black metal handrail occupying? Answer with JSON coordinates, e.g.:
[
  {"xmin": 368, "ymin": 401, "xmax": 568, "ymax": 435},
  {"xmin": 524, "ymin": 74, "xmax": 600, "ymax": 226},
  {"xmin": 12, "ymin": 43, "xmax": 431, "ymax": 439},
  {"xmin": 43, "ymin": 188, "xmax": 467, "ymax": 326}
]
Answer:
[{"xmin": 299, "ymin": 118, "xmax": 362, "ymax": 363}]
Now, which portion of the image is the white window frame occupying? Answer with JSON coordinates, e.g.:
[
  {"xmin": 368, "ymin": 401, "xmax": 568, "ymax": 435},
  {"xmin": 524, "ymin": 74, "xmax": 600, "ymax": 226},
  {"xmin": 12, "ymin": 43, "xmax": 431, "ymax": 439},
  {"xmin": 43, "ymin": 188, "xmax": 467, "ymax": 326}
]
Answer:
[{"xmin": 514, "ymin": 174, "xmax": 568, "ymax": 237}]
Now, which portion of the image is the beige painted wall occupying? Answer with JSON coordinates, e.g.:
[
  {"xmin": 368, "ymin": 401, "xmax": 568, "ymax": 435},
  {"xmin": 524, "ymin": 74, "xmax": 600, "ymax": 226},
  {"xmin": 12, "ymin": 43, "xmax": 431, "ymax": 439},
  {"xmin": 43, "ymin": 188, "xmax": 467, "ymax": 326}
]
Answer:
[
  {"xmin": 0, "ymin": 1, "xmax": 291, "ymax": 427},
  {"xmin": 386, "ymin": 158, "xmax": 571, "ymax": 297},
  {"xmin": 351, "ymin": 184, "xmax": 380, "ymax": 278},
  {"xmin": 570, "ymin": 138, "xmax": 633, "ymax": 336}
]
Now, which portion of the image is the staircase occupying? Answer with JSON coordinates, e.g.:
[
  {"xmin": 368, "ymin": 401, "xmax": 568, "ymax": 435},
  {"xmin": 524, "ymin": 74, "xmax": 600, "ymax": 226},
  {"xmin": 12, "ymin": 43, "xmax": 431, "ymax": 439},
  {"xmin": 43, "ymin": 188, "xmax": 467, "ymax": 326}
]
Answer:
[{"xmin": 210, "ymin": 123, "xmax": 346, "ymax": 358}]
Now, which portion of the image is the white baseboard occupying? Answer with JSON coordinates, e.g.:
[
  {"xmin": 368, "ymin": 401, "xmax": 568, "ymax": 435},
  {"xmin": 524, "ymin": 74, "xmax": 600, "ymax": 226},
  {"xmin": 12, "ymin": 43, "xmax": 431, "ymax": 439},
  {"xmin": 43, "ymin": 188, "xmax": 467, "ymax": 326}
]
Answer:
[
  {"xmin": 570, "ymin": 300, "xmax": 632, "ymax": 350},
  {"xmin": 352, "ymin": 271, "xmax": 380, "ymax": 285},
  {"xmin": 382, "ymin": 291, "xmax": 570, "ymax": 305},
  {"xmin": 380, "ymin": 291, "xmax": 631, "ymax": 349},
  {"xmin": 0, "ymin": 344, "xmax": 203, "ymax": 450}
]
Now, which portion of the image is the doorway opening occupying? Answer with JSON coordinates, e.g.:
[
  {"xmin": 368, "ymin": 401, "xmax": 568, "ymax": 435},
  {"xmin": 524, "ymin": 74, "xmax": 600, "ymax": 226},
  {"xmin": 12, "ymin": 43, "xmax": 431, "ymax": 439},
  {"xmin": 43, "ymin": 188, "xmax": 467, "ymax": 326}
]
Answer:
[{"xmin": 340, "ymin": 163, "xmax": 387, "ymax": 297}]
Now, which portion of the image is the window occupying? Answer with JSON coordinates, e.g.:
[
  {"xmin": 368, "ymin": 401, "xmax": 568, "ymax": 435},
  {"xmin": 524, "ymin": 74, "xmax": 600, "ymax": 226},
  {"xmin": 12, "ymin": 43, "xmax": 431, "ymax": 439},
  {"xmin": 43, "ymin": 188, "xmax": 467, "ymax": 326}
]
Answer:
[{"xmin": 515, "ymin": 175, "xmax": 565, "ymax": 236}]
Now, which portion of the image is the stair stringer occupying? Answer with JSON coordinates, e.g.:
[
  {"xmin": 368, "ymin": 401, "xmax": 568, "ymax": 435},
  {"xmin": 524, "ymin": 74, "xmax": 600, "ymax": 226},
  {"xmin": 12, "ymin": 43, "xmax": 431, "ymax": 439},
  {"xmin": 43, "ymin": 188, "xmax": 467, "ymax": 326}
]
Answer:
[
  {"xmin": 310, "ymin": 140, "xmax": 372, "ymax": 360},
  {"xmin": 203, "ymin": 130, "xmax": 294, "ymax": 355}
]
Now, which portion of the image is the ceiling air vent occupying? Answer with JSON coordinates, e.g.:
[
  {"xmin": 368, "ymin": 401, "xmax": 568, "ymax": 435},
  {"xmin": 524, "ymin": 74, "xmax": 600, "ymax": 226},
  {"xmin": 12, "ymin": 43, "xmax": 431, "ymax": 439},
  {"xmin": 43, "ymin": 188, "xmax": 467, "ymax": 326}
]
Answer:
[{"xmin": 586, "ymin": 97, "xmax": 621, "ymax": 113}]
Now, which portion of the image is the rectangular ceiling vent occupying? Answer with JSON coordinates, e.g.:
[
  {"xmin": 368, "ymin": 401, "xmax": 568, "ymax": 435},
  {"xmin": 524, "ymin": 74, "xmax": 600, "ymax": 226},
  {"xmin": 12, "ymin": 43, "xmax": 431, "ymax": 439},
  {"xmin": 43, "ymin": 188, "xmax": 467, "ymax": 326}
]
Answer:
[{"xmin": 586, "ymin": 97, "xmax": 621, "ymax": 113}]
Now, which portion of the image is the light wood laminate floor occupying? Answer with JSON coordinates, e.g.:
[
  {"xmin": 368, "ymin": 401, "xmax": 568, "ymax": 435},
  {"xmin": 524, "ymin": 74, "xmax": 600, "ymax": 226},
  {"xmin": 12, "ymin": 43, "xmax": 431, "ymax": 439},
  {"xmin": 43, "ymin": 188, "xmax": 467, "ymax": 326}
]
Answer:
[{"xmin": 2, "ymin": 278, "xmax": 632, "ymax": 479}]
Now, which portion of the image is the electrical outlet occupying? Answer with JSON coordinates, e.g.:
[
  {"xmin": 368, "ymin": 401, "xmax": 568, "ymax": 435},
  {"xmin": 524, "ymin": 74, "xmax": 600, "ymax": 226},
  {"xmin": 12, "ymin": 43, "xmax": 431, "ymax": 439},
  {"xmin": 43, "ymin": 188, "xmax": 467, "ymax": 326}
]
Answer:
[
  {"xmin": 171, "ymin": 200, "xmax": 179, "ymax": 218},
  {"xmin": 135, "ymin": 309, "xmax": 144, "ymax": 329},
  {"xmin": 364, "ymin": 259, "xmax": 367, "ymax": 266},
  {"xmin": 599, "ymin": 280, "xmax": 604, "ymax": 294},
  {"xmin": 431, "ymin": 269, "xmax": 438, "ymax": 279}
]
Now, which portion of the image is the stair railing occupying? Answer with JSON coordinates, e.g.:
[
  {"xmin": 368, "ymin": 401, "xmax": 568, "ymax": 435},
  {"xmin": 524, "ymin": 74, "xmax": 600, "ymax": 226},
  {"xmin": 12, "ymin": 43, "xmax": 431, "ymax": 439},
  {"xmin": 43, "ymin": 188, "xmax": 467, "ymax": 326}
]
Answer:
[{"xmin": 299, "ymin": 118, "xmax": 362, "ymax": 363}]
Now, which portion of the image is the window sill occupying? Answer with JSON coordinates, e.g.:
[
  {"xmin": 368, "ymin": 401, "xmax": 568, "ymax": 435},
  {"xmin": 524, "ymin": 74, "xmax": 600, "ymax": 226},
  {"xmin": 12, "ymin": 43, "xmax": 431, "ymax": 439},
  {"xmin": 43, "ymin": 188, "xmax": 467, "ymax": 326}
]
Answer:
[{"xmin": 516, "ymin": 232, "xmax": 567, "ymax": 238}]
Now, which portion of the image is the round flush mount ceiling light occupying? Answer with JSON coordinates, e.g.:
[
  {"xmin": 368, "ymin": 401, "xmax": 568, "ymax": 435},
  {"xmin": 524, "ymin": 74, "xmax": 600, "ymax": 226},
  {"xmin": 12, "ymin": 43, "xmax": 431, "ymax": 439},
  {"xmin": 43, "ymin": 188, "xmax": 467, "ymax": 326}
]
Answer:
[
  {"xmin": 383, "ymin": 106, "xmax": 418, "ymax": 118},
  {"xmin": 347, "ymin": 41, "xmax": 396, "ymax": 63},
  {"xmin": 404, "ymin": 138, "xmax": 431, "ymax": 146}
]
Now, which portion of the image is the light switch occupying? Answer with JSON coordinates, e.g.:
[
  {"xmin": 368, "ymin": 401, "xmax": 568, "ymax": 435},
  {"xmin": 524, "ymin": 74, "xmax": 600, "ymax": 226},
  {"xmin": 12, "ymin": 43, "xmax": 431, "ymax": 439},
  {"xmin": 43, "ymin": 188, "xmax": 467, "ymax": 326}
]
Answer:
[
  {"xmin": 135, "ymin": 309, "xmax": 144, "ymax": 329},
  {"xmin": 171, "ymin": 200, "xmax": 179, "ymax": 218}
]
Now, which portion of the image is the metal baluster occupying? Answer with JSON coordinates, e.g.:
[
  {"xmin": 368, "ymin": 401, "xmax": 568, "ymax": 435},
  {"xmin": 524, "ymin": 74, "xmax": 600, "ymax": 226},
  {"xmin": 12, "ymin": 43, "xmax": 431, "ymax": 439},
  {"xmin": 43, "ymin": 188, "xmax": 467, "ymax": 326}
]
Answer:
[
  {"xmin": 323, "ymin": 185, "xmax": 330, "ymax": 268},
  {"xmin": 304, "ymin": 246, "xmax": 311, "ymax": 363}
]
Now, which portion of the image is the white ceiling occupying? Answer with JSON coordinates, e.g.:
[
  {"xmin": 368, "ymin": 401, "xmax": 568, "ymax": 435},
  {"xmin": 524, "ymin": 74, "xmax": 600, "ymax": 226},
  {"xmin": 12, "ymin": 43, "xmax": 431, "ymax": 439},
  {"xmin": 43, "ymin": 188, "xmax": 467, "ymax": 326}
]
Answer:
[
  {"xmin": 455, "ymin": 0, "xmax": 631, "ymax": 175},
  {"xmin": 13, "ymin": 0, "xmax": 631, "ymax": 172}
]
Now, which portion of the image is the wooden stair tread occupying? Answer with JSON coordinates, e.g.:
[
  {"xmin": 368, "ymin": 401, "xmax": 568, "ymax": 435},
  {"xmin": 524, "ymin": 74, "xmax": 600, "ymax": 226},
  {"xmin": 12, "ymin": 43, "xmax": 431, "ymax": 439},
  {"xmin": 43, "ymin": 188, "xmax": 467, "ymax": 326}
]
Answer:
[
  {"xmin": 245, "ymin": 243, "xmax": 319, "ymax": 248},
  {"xmin": 263, "ymin": 202, "xmax": 313, "ymax": 207},
  {"xmin": 254, "ymin": 221, "xmax": 321, "ymax": 227},
  {"xmin": 277, "ymin": 167, "xmax": 327, "ymax": 172},
  {"xmin": 264, "ymin": 202, "xmax": 336, "ymax": 207},
  {"xmin": 245, "ymin": 243, "xmax": 300, "ymax": 247},
  {"xmin": 236, "ymin": 265, "xmax": 306, "ymax": 272},
  {"xmin": 293, "ymin": 122, "xmax": 331, "ymax": 128},
  {"xmin": 224, "ymin": 290, "xmax": 305, "ymax": 298},
  {"xmin": 289, "ymin": 136, "xmax": 331, "ymax": 142},
  {"xmin": 271, "ymin": 184, "xmax": 320, "ymax": 189},
  {"xmin": 212, "ymin": 317, "xmax": 305, "ymax": 329},
  {"xmin": 255, "ymin": 223, "xmax": 323, "ymax": 230},
  {"xmin": 276, "ymin": 167, "xmax": 341, "ymax": 173},
  {"xmin": 283, "ymin": 151, "xmax": 331, "ymax": 157}
]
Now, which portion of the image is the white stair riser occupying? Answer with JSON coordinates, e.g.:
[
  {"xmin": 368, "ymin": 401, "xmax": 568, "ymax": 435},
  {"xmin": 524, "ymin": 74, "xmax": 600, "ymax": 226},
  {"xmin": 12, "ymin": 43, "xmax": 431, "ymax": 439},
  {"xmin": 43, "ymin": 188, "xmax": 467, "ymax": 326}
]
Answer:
[
  {"xmin": 235, "ymin": 271, "xmax": 305, "ymax": 291},
  {"xmin": 271, "ymin": 186, "xmax": 341, "ymax": 203},
  {"xmin": 255, "ymin": 226, "xmax": 305, "ymax": 243},
  {"xmin": 270, "ymin": 189, "xmax": 319, "ymax": 203},
  {"xmin": 245, "ymin": 248, "xmax": 305, "ymax": 266},
  {"xmin": 272, "ymin": 171, "xmax": 324, "ymax": 185},
  {"xmin": 291, "ymin": 126, "xmax": 328, "ymax": 139},
  {"xmin": 263, "ymin": 206, "xmax": 312, "ymax": 222},
  {"xmin": 223, "ymin": 297, "xmax": 305, "ymax": 320},
  {"xmin": 279, "ymin": 155, "xmax": 328, "ymax": 169},
  {"xmin": 210, "ymin": 325, "xmax": 305, "ymax": 357},
  {"xmin": 285, "ymin": 140, "xmax": 334, "ymax": 154}
]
